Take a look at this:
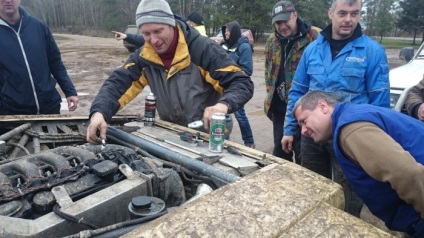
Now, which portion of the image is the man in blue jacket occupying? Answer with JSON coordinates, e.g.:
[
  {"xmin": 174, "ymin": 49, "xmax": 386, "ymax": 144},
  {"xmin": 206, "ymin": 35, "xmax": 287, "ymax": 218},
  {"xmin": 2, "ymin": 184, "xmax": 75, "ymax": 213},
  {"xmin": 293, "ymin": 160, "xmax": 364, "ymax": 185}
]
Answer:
[
  {"xmin": 294, "ymin": 90, "xmax": 424, "ymax": 238},
  {"xmin": 0, "ymin": 0, "xmax": 78, "ymax": 115},
  {"xmin": 281, "ymin": 0, "xmax": 390, "ymax": 217}
]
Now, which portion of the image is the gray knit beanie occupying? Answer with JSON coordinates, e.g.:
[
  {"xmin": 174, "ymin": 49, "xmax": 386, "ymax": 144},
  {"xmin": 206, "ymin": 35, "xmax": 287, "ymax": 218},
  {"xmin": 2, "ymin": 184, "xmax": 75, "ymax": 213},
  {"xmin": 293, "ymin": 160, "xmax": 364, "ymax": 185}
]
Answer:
[{"xmin": 135, "ymin": 0, "xmax": 176, "ymax": 28}]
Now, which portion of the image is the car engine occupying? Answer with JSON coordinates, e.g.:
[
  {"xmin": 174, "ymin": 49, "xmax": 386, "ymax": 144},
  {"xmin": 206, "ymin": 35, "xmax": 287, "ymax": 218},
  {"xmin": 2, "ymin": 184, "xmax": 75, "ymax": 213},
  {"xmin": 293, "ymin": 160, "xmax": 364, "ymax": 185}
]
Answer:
[{"xmin": 0, "ymin": 117, "xmax": 251, "ymax": 237}]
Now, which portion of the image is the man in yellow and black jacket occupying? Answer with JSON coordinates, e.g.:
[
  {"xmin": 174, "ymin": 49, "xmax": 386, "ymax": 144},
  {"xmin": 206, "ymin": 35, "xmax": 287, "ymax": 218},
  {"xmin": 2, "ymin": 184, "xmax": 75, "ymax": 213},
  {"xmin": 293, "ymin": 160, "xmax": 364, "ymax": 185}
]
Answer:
[{"xmin": 87, "ymin": 0, "xmax": 253, "ymax": 144}]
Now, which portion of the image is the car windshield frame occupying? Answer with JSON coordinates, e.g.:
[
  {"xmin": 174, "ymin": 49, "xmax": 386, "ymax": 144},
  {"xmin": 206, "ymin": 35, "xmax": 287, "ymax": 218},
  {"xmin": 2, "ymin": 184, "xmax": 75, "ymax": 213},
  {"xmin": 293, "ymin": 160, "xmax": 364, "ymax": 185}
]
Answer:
[{"xmin": 414, "ymin": 43, "xmax": 424, "ymax": 59}]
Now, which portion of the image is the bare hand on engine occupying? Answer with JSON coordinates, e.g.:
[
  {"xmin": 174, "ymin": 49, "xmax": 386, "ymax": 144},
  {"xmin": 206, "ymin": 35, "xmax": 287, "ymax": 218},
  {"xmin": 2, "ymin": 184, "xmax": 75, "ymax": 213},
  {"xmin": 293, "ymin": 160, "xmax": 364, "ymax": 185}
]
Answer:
[{"xmin": 86, "ymin": 112, "xmax": 108, "ymax": 144}]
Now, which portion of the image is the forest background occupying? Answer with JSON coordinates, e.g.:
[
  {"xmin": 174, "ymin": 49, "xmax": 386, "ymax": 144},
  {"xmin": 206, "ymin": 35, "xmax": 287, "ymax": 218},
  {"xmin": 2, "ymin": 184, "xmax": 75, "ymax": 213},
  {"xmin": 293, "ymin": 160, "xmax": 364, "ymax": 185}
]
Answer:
[{"xmin": 21, "ymin": 0, "xmax": 424, "ymax": 44}]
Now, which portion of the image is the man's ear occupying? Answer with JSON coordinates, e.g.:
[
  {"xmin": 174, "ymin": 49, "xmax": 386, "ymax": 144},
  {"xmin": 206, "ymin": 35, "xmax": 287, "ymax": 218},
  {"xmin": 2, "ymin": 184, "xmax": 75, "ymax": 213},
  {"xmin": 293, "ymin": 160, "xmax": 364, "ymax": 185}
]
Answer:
[
  {"xmin": 317, "ymin": 100, "xmax": 329, "ymax": 113},
  {"xmin": 328, "ymin": 7, "xmax": 333, "ymax": 20}
]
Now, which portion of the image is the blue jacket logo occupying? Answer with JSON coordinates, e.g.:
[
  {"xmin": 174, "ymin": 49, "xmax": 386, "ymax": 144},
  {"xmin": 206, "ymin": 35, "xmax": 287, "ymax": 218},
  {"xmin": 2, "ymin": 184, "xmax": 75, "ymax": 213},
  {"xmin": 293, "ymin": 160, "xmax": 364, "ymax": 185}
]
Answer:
[{"xmin": 346, "ymin": 57, "xmax": 366, "ymax": 63}]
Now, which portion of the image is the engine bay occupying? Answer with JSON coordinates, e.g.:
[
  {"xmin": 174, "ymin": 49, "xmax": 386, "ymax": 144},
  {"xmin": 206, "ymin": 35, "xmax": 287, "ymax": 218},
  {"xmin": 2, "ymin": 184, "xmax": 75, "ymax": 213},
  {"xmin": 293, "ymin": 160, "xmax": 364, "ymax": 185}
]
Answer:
[{"xmin": 0, "ymin": 116, "xmax": 264, "ymax": 237}]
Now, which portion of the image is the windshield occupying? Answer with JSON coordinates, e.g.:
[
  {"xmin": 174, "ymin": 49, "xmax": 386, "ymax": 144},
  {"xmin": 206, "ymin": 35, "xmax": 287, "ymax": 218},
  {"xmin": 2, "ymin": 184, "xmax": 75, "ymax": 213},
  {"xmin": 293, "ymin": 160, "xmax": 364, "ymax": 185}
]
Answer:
[
  {"xmin": 417, "ymin": 48, "xmax": 424, "ymax": 58},
  {"xmin": 390, "ymin": 93, "xmax": 400, "ymax": 109}
]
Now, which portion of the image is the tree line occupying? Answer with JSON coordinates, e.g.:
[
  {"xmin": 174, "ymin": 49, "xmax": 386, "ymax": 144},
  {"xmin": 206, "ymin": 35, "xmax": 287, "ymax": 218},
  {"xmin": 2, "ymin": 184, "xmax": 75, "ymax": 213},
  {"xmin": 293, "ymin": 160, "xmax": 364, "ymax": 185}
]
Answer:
[{"xmin": 22, "ymin": 0, "xmax": 424, "ymax": 44}]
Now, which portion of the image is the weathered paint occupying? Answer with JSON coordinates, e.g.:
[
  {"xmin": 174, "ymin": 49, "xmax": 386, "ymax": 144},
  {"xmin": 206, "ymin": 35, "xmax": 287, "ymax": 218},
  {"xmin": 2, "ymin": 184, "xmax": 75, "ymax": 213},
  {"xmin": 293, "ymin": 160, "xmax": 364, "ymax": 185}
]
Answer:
[{"xmin": 123, "ymin": 163, "xmax": 393, "ymax": 237}]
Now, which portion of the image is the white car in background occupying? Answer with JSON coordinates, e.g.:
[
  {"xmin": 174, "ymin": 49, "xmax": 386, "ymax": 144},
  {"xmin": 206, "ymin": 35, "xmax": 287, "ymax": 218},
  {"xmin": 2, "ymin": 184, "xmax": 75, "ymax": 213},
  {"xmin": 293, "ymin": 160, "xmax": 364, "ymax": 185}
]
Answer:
[{"xmin": 390, "ymin": 41, "xmax": 424, "ymax": 113}]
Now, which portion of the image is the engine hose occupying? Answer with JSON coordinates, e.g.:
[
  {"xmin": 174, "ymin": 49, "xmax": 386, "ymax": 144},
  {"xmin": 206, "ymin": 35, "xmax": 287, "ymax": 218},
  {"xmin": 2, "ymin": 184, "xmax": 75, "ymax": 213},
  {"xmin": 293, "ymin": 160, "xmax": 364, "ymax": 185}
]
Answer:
[
  {"xmin": 180, "ymin": 166, "xmax": 213, "ymax": 183},
  {"xmin": 63, "ymin": 210, "xmax": 167, "ymax": 238},
  {"xmin": 0, "ymin": 123, "xmax": 31, "ymax": 141},
  {"xmin": 93, "ymin": 223, "xmax": 143, "ymax": 238},
  {"xmin": 5, "ymin": 142, "xmax": 31, "ymax": 156},
  {"xmin": 107, "ymin": 126, "xmax": 239, "ymax": 187},
  {"xmin": 53, "ymin": 204, "xmax": 98, "ymax": 230},
  {"xmin": 0, "ymin": 145, "xmax": 99, "ymax": 166},
  {"xmin": 179, "ymin": 168, "xmax": 206, "ymax": 184},
  {"xmin": 106, "ymin": 135, "xmax": 159, "ymax": 161},
  {"xmin": 132, "ymin": 153, "xmax": 213, "ymax": 186},
  {"xmin": 9, "ymin": 134, "xmax": 30, "ymax": 158}
]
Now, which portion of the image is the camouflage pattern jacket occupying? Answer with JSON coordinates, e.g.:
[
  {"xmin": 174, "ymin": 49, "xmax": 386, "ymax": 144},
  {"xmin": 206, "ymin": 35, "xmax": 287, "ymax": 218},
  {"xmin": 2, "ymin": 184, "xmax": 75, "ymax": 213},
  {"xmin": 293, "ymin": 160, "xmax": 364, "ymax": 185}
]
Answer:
[{"xmin": 264, "ymin": 19, "xmax": 320, "ymax": 118}]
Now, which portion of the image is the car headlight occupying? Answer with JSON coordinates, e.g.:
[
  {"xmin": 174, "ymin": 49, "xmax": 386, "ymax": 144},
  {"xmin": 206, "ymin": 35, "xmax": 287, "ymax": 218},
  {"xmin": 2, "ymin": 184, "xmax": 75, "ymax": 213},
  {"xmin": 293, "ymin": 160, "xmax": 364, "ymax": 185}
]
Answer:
[{"xmin": 390, "ymin": 93, "xmax": 400, "ymax": 109}]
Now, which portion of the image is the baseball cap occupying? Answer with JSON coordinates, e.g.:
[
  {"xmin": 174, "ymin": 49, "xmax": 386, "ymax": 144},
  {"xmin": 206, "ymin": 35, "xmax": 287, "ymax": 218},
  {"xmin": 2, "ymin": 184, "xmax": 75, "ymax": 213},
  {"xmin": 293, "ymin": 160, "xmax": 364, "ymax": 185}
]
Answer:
[
  {"xmin": 271, "ymin": 1, "xmax": 296, "ymax": 24},
  {"xmin": 186, "ymin": 12, "xmax": 204, "ymax": 25}
]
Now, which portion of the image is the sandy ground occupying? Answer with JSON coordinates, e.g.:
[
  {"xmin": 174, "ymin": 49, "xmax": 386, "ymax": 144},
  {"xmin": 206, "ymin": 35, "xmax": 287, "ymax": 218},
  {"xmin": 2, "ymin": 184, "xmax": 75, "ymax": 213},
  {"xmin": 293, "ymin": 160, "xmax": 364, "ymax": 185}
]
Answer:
[{"xmin": 56, "ymin": 34, "xmax": 405, "ymax": 236}]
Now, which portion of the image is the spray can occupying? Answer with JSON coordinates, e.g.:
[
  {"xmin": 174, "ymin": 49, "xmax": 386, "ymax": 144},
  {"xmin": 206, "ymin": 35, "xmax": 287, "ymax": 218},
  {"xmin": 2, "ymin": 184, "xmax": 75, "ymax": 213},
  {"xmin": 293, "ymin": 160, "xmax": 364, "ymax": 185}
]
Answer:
[
  {"xmin": 209, "ymin": 113, "xmax": 226, "ymax": 153},
  {"xmin": 144, "ymin": 92, "xmax": 156, "ymax": 127}
]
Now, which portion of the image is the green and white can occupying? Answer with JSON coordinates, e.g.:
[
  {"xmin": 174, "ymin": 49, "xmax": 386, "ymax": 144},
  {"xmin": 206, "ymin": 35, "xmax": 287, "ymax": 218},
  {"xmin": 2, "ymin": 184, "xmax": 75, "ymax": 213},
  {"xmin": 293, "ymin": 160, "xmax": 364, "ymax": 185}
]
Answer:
[{"xmin": 209, "ymin": 113, "xmax": 226, "ymax": 153}]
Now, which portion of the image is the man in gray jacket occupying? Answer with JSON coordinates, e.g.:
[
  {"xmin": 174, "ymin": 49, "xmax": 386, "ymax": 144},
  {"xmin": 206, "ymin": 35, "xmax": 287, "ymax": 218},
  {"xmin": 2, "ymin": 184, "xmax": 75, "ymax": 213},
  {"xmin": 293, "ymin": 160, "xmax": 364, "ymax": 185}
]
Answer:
[{"xmin": 86, "ymin": 0, "xmax": 253, "ymax": 144}]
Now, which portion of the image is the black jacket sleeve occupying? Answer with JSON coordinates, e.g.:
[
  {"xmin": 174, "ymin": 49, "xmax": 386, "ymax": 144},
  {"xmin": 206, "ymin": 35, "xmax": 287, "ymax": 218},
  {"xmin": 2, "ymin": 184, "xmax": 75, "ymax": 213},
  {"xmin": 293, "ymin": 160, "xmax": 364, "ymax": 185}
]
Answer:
[
  {"xmin": 189, "ymin": 36, "xmax": 254, "ymax": 113},
  {"xmin": 124, "ymin": 33, "xmax": 145, "ymax": 48},
  {"xmin": 89, "ymin": 50, "xmax": 143, "ymax": 121}
]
